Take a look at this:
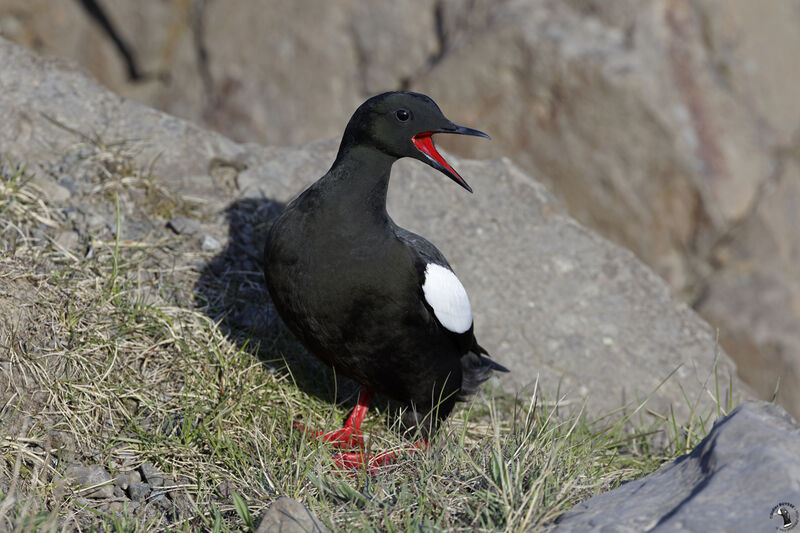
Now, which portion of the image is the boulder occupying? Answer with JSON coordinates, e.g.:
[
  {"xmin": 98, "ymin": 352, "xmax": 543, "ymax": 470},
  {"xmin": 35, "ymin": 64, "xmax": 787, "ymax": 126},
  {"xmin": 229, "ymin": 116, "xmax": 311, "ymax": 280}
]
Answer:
[
  {"xmin": 0, "ymin": 37, "xmax": 751, "ymax": 421},
  {"xmin": 552, "ymin": 401, "xmax": 800, "ymax": 532}
]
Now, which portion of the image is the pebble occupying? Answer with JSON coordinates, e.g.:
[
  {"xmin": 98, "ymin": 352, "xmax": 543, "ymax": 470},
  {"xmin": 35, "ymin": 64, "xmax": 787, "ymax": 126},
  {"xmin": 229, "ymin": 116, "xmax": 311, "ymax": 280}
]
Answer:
[
  {"xmin": 201, "ymin": 234, "xmax": 222, "ymax": 252},
  {"xmin": 256, "ymin": 497, "xmax": 329, "ymax": 533},
  {"xmin": 31, "ymin": 177, "xmax": 71, "ymax": 203},
  {"xmin": 127, "ymin": 482, "xmax": 151, "ymax": 502},
  {"xmin": 64, "ymin": 464, "xmax": 115, "ymax": 499},
  {"xmin": 167, "ymin": 216, "xmax": 201, "ymax": 235},
  {"xmin": 54, "ymin": 230, "xmax": 80, "ymax": 254},
  {"xmin": 115, "ymin": 472, "xmax": 130, "ymax": 491},
  {"xmin": 139, "ymin": 462, "xmax": 164, "ymax": 487},
  {"xmin": 127, "ymin": 469, "xmax": 142, "ymax": 485}
]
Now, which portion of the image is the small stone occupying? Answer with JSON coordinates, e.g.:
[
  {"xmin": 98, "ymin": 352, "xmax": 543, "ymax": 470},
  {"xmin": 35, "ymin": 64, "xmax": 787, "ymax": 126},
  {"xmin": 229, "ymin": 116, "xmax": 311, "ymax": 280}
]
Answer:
[
  {"xmin": 139, "ymin": 462, "xmax": 164, "ymax": 487},
  {"xmin": 31, "ymin": 177, "xmax": 71, "ymax": 203},
  {"xmin": 128, "ymin": 470, "xmax": 142, "ymax": 485},
  {"xmin": 127, "ymin": 482, "xmax": 150, "ymax": 502},
  {"xmin": 167, "ymin": 216, "xmax": 201, "ymax": 235},
  {"xmin": 201, "ymin": 234, "xmax": 222, "ymax": 252},
  {"xmin": 54, "ymin": 230, "xmax": 80, "ymax": 254},
  {"xmin": 86, "ymin": 214, "xmax": 107, "ymax": 230},
  {"xmin": 256, "ymin": 497, "xmax": 329, "ymax": 533},
  {"xmin": 64, "ymin": 464, "xmax": 114, "ymax": 499},
  {"xmin": 57, "ymin": 174, "xmax": 77, "ymax": 195},
  {"xmin": 115, "ymin": 473, "xmax": 130, "ymax": 491}
]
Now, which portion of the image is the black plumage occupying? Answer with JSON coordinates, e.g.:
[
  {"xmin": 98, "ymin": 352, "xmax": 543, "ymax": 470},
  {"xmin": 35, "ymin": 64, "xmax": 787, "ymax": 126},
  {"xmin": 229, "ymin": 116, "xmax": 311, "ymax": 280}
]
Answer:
[{"xmin": 263, "ymin": 91, "xmax": 507, "ymax": 466}]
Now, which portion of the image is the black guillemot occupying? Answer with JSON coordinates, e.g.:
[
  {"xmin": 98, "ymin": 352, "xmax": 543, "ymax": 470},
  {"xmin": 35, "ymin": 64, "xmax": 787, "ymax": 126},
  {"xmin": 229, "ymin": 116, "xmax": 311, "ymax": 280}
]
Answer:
[{"xmin": 263, "ymin": 91, "xmax": 508, "ymax": 470}]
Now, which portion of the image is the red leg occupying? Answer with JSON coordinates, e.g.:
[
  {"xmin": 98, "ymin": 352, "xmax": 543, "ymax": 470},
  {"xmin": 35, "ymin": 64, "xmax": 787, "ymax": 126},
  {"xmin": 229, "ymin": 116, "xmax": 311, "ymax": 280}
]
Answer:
[
  {"xmin": 294, "ymin": 388, "xmax": 373, "ymax": 449},
  {"xmin": 333, "ymin": 440, "xmax": 428, "ymax": 473}
]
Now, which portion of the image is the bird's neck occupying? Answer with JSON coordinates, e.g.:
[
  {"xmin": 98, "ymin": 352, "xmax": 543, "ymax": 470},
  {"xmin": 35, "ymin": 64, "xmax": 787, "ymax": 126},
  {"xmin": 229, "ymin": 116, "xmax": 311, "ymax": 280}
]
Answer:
[{"xmin": 324, "ymin": 144, "xmax": 396, "ymax": 221}]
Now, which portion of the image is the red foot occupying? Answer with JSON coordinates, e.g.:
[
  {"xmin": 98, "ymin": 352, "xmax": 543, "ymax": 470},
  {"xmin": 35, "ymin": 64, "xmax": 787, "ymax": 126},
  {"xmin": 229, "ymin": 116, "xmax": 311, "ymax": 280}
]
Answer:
[
  {"xmin": 294, "ymin": 388, "xmax": 427, "ymax": 473},
  {"xmin": 293, "ymin": 422, "xmax": 364, "ymax": 449},
  {"xmin": 294, "ymin": 388, "xmax": 373, "ymax": 449},
  {"xmin": 332, "ymin": 442, "xmax": 427, "ymax": 473}
]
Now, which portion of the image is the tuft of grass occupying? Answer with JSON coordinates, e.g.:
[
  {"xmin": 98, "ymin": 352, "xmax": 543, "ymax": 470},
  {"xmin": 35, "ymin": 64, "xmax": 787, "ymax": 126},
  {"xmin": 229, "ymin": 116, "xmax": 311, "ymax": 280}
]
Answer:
[{"xmin": 0, "ymin": 149, "xmax": 733, "ymax": 532}]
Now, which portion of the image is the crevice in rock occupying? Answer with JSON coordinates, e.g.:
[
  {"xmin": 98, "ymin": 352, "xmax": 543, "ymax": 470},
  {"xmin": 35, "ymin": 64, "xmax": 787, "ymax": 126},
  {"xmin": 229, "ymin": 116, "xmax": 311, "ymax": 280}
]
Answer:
[
  {"xmin": 76, "ymin": 0, "xmax": 144, "ymax": 81},
  {"xmin": 430, "ymin": 0, "xmax": 448, "ymax": 69},
  {"xmin": 688, "ymin": 127, "xmax": 800, "ymax": 310},
  {"xmin": 400, "ymin": 0, "xmax": 459, "ymax": 89},
  {"xmin": 189, "ymin": 0, "xmax": 216, "ymax": 109}
]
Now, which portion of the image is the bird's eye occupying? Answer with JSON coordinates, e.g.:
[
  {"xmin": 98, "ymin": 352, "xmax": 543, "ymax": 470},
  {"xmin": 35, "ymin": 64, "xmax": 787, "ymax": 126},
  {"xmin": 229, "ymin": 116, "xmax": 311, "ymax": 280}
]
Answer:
[{"xmin": 395, "ymin": 109, "xmax": 410, "ymax": 122}]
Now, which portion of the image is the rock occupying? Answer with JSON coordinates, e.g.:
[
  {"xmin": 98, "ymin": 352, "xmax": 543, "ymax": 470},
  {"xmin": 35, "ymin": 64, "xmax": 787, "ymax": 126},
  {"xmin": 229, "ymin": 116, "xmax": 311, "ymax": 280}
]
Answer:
[
  {"xmin": 256, "ymin": 497, "xmax": 329, "ymax": 533},
  {"xmin": 696, "ymin": 158, "xmax": 800, "ymax": 420},
  {"xmin": 114, "ymin": 472, "xmax": 130, "ymax": 491},
  {"xmin": 167, "ymin": 216, "xmax": 201, "ymax": 235},
  {"xmin": 127, "ymin": 469, "xmax": 142, "ymax": 485},
  {"xmin": 201, "ymin": 234, "xmax": 222, "ymax": 252},
  {"xmin": 416, "ymin": 0, "xmax": 800, "ymax": 421},
  {"xmin": 30, "ymin": 176, "xmax": 71, "ymax": 203},
  {"xmin": 0, "ymin": 0, "xmax": 437, "ymax": 147},
  {"xmin": 54, "ymin": 230, "xmax": 80, "ymax": 255},
  {"xmin": 64, "ymin": 464, "xmax": 114, "ymax": 499},
  {"xmin": 126, "ymin": 482, "xmax": 151, "ymax": 502},
  {"xmin": 552, "ymin": 401, "xmax": 800, "ymax": 532},
  {"xmin": 139, "ymin": 462, "xmax": 164, "ymax": 487},
  {"xmin": 0, "ymin": 36, "xmax": 752, "ymax": 421}
]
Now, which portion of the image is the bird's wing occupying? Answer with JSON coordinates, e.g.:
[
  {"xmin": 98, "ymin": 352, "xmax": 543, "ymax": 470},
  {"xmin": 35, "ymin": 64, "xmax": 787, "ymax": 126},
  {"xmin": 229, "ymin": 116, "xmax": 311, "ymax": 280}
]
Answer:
[
  {"xmin": 395, "ymin": 227, "xmax": 509, "ymax": 394},
  {"xmin": 394, "ymin": 227, "xmax": 475, "ymax": 340}
]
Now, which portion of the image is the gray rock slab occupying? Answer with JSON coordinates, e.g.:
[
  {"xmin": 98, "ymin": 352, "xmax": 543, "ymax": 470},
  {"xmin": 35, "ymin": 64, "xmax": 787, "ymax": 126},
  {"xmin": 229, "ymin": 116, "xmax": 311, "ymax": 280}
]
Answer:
[
  {"xmin": 256, "ymin": 497, "xmax": 328, "ymax": 533},
  {"xmin": 551, "ymin": 401, "xmax": 800, "ymax": 532},
  {"xmin": 0, "ymin": 37, "xmax": 752, "ymax": 422}
]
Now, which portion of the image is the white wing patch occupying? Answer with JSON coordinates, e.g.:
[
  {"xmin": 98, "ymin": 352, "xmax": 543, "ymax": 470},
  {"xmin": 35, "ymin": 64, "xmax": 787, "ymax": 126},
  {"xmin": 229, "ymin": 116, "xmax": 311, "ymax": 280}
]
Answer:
[{"xmin": 422, "ymin": 263, "xmax": 473, "ymax": 334}]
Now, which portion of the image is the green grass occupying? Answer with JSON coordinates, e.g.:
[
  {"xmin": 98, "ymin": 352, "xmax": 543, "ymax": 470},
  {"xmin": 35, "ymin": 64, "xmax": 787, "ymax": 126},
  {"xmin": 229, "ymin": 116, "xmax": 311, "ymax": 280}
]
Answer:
[{"xmin": 0, "ymin": 153, "xmax": 731, "ymax": 531}]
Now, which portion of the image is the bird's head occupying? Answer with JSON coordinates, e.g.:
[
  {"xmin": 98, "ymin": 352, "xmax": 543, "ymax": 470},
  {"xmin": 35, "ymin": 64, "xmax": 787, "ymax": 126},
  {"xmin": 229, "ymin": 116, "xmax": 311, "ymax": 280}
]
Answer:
[{"xmin": 339, "ymin": 91, "xmax": 490, "ymax": 193}]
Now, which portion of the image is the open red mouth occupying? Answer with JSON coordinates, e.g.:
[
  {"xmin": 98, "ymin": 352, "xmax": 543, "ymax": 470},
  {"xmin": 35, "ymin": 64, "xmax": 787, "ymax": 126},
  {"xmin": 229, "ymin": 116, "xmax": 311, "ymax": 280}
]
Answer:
[{"xmin": 411, "ymin": 132, "xmax": 469, "ymax": 189}]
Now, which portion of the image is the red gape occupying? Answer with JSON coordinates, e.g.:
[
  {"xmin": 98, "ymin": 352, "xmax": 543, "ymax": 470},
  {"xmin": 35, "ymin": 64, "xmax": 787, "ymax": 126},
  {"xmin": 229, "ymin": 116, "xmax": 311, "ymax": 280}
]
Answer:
[{"xmin": 294, "ymin": 388, "xmax": 427, "ymax": 473}]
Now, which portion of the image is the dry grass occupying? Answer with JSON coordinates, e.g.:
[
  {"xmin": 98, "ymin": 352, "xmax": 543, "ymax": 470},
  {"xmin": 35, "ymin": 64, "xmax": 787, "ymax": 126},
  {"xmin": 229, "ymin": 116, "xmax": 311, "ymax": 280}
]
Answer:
[{"xmin": 0, "ymin": 151, "xmax": 729, "ymax": 532}]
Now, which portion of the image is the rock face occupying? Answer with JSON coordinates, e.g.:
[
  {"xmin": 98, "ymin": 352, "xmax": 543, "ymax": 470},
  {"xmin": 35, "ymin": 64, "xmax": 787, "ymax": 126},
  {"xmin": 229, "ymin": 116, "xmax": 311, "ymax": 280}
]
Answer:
[
  {"xmin": 552, "ymin": 401, "xmax": 800, "ymax": 532},
  {"xmin": 2, "ymin": 0, "xmax": 798, "ymax": 420},
  {"xmin": 0, "ymin": 37, "xmax": 750, "ymax": 421}
]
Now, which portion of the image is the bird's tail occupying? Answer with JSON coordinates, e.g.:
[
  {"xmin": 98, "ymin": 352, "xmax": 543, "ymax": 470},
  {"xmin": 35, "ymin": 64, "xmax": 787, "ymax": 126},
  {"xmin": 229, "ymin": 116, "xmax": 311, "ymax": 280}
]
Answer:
[{"xmin": 458, "ymin": 351, "xmax": 509, "ymax": 401}]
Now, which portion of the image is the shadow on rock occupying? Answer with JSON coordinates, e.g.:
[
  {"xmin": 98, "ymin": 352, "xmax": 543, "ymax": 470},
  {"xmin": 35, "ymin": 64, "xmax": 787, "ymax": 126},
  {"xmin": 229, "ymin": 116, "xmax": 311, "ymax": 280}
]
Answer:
[{"xmin": 194, "ymin": 197, "xmax": 359, "ymax": 407}]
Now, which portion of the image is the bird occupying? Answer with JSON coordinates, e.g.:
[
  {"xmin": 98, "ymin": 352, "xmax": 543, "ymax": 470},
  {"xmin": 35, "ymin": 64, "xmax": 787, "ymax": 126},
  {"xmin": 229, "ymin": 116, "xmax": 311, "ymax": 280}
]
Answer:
[{"xmin": 263, "ymin": 91, "xmax": 508, "ymax": 470}]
